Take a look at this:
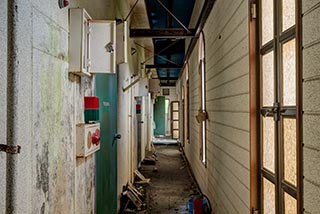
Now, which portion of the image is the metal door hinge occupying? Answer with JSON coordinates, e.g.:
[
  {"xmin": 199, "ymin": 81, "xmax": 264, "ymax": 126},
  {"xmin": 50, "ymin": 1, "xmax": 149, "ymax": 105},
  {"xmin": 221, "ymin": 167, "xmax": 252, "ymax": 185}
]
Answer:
[
  {"xmin": 0, "ymin": 144, "xmax": 21, "ymax": 154},
  {"xmin": 251, "ymin": 3, "xmax": 257, "ymax": 19}
]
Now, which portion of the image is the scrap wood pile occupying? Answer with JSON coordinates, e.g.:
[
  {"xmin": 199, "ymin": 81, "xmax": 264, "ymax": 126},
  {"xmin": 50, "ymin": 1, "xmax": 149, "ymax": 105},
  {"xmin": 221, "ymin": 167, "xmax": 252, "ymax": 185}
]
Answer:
[{"xmin": 120, "ymin": 170, "xmax": 150, "ymax": 214}]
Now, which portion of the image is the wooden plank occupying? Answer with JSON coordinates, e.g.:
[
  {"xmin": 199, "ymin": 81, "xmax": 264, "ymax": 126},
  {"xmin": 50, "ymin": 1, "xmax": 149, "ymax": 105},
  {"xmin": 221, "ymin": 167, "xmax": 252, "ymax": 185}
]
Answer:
[
  {"xmin": 126, "ymin": 191, "xmax": 143, "ymax": 208},
  {"xmin": 128, "ymin": 182, "xmax": 143, "ymax": 198},
  {"xmin": 134, "ymin": 170, "xmax": 151, "ymax": 184}
]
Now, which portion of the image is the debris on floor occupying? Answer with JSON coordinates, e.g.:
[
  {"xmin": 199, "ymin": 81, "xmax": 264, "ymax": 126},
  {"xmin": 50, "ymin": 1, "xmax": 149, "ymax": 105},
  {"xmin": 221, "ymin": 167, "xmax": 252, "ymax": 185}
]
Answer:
[
  {"xmin": 120, "ymin": 181, "xmax": 148, "ymax": 214},
  {"xmin": 141, "ymin": 156, "xmax": 157, "ymax": 165},
  {"xmin": 141, "ymin": 144, "xmax": 199, "ymax": 214},
  {"xmin": 134, "ymin": 169, "xmax": 151, "ymax": 185},
  {"xmin": 120, "ymin": 142, "xmax": 206, "ymax": 214}
]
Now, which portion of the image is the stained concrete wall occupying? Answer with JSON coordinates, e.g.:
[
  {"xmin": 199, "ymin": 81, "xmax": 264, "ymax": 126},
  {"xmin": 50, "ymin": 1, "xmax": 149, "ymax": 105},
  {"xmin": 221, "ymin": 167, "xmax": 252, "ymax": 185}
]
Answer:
[
  {"xmin": 0, "ymin": 0, "xmax": 115, "ymax": 213},
  {"xmin": 302, "ymin": 1, "xmax": 320, "ymax": 213},
  {"xmin": 1, "ymin": 0, "xmax": 33, "ymax": 213},
  {"xmin": 182, "ymin": 0, "xmax": 250, "ymax": 213}
]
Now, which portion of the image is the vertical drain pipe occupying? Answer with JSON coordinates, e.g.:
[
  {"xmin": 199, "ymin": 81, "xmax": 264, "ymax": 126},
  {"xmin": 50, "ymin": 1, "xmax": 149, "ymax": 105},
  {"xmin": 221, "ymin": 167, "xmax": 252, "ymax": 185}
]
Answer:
[{"xmin": 6, "ymin": 0, "xmax": 19, "ymax": 213}]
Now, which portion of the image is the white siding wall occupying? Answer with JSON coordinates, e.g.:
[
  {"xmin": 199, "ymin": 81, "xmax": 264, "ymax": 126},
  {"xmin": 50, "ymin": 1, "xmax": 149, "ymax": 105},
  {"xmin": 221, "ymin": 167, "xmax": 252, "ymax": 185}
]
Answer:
[
  {"xmin": 183, "ymin": 0, "xmax": 250, "ymax": 213},
  {"xmin": 302, "ymin": 1, "xmax": 320, "ymax": 213},
  {"xmin": 185, "ymin": 40, "xmax": 209, "ymax": 194}
]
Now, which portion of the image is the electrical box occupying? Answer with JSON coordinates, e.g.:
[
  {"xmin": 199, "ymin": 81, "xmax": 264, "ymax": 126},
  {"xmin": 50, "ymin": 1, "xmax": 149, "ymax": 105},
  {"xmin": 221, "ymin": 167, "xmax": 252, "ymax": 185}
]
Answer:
[
  {"xmin": 116, "ymin": 21, "xmax": 128, "ymax": 64},
  {"xmin": 69, "ymin": 8, "xmax": 116, "ymax": 76},
  {"xmin": 76, "ymin": 123, "xmax": 100, "ymax": 157}
]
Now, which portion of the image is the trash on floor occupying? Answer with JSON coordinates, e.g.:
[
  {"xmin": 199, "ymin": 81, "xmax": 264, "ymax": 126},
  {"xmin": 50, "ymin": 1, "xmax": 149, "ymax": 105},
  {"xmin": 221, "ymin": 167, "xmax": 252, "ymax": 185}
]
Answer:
[
  {"xmin": 186, "ymin": 193, "xmax": 212, "ymax": 214},
  {"xmin": 120, "ymin": 181, "xmax": 148, "ymax": 214},
  {"xmin": 134, "ymin": 169, "xmax": 151, "ymax": 185},
  {"xmin": 141, "ymin": 156, "xmax": 157, "ymax": 165}
]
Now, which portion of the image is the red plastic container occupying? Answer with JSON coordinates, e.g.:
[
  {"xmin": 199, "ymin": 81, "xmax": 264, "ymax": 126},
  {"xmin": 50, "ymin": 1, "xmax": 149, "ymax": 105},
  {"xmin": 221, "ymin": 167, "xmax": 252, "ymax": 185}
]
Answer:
[{"xmin": 84, "ymin": 96, "xmax": 99, "ymax": 109}]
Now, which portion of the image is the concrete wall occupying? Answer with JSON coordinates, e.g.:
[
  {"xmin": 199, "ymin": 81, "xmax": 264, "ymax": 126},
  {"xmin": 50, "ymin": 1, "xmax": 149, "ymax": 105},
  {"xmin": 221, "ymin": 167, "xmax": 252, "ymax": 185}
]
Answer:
[
  {"xmin": 182, "ymin": 0, "xmax": 250, "ymax": 213},
  {"xmin": 161, "ymin": 87, "xmax": 178, "ymax": 102},
  {"xmin": 302, "ymin": 1, "xmax": 320, "ymax": 213},
  {"xmin": 31, "ymin": 3, "xmax": 75, "ymax": 212},
  {"xmin": 0, "ymin": 0, "xmax": 115, "ymax": 213}
]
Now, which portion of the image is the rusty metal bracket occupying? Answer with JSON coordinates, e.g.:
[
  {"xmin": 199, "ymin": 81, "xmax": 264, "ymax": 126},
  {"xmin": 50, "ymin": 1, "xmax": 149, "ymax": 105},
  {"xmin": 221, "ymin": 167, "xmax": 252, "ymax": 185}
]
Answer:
[{"xmin": 0, "ymin": 144, "xmax": 21, "ymax": 154}]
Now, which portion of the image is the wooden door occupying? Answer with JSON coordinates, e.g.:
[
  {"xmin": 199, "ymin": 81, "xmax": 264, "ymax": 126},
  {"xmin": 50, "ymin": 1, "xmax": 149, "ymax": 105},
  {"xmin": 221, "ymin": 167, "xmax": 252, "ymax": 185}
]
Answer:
[{"xmin": 171, "ymin": 101, "xmax": 179, "ymax": 139}]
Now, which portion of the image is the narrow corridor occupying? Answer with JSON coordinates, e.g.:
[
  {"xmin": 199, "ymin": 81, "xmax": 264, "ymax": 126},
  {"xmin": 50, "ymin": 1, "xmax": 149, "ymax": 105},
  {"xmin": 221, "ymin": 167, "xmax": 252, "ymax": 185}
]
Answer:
[
  {"xmin": 2, "ymin": 0, "xmax": 319, "ymax": 213},
  {"xmin": 140, "ymin": 143, "xmax": 198, "ymax": 214}
]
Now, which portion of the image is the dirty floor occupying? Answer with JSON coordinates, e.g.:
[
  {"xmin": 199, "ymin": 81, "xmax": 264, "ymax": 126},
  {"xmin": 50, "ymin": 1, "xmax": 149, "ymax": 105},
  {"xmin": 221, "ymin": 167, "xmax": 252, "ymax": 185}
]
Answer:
[{"xmin": 140, "ymin": 144, "xmax": 199, "ymax": 214}]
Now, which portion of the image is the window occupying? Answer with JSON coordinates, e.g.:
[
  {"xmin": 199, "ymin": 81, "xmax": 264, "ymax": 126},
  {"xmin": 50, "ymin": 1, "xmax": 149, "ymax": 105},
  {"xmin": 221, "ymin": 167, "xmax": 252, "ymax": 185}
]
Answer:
[
  {"xmin": 162, "ymin": 88, "xmax": 170, "ymax": 95},
  {"xmin": 249, "ymin": 0, "xmax": 302, "ymax": 213},
  {"xmin": 196, "ymin": 32, "xmax": 207, "ymax": 164}
]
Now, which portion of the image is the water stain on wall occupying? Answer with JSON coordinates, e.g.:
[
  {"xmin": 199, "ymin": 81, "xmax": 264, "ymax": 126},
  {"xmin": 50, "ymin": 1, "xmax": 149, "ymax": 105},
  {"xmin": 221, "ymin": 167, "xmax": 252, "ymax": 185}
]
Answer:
[{"xmin": 36, "ymin": 142, "xmax": 49, "ymax": 196}]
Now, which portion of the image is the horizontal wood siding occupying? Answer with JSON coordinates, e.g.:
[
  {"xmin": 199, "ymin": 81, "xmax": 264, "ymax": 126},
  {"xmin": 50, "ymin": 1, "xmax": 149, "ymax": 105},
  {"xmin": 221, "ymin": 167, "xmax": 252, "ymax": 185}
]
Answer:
[
  {"xmin": 302, "ymin": 1, "xmax": 320, "ymax": 213},
  {"xmin": 184, "ymin": 0, "xmax": 250, "ymax": 213}
]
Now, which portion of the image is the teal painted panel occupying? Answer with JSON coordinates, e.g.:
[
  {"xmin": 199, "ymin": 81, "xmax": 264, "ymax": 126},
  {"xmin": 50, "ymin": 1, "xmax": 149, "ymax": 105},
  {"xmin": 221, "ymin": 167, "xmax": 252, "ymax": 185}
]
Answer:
[
  {"xmin": 154, "ymin": 96, "xmax": 166, "ymax": 135},
  {"xmin": 95, "ymin": 74, "xmax": 117, "ymax": 214}
]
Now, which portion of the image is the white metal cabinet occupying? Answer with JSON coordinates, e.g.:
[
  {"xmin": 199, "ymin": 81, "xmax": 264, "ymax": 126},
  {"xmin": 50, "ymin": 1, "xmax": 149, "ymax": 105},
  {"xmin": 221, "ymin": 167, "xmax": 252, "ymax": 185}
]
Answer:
[
  {"xmin": 116, "ymin": 21, "xmax": 128, "ymax": 64},
  {"xmin": 69, "ymin": 8, "xmax": 116, "ymax": 75},
  {"xmin": 76, "ymin": 123, "xmax": 100, "ymax": 157}
]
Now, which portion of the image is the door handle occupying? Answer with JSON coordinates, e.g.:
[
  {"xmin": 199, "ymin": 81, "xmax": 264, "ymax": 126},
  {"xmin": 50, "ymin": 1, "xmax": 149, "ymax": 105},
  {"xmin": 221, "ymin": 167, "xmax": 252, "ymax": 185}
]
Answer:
[
  {"xmin": 261, "ymin": 107, "xmax": 280, "ymax": 121},
  {"xmin": 114, "ymin": 134, "xmax": 121, "ymax": 140},
  {"xmin": 260, "ymin": 108, "xmax": 276, "ymax": 117}
]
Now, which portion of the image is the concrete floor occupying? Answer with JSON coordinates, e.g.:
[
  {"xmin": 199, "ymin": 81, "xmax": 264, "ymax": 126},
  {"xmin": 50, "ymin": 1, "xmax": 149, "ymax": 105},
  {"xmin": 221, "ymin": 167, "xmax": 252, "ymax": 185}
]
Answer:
[{"xmin": 140, "ymin": 144, "xmax": 198, "ymax": 214}]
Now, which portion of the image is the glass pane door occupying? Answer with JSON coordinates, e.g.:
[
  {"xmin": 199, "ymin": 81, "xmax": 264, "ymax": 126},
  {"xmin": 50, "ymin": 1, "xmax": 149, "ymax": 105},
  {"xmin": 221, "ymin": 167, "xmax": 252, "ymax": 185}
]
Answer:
[
  {"xmin": 259, "ymin": 0, "xmax": 299, "ymax": 213},
  {"xmin": 171, "ymin": 101, "xmax": 180, "ymax": 139}
]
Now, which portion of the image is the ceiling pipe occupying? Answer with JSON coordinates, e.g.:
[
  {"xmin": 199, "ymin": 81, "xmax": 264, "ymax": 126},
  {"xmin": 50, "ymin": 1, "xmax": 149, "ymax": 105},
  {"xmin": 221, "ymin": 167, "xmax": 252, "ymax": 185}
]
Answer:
[
  {"xmin": 122, "ymin": 75, "xmax": 141, "ymax": 92},
  {"xmin": 180, "ymin": 0, "xmax": 217, "ymax": 78},
  {"xmin": 6, "ymin": 0, "xmax": 21, "ymax": 213}
]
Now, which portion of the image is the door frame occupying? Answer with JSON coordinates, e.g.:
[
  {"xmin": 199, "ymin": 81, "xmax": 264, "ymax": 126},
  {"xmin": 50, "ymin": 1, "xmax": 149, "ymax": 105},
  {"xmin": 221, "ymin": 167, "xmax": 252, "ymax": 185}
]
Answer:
[
  {"xmin": 171, "ymin": 101, "xmax": 180, "ymax": 139},
  {"xmin": 249, "ymin": 0, "xmax": 303, "ymax": 212}
]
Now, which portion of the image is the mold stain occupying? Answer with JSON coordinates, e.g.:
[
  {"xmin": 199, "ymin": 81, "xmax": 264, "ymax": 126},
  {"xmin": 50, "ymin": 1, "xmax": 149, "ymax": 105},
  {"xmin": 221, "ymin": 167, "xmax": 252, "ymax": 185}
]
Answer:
[
  {"xmin": 34, "ymin": 19, "xmax": 96, "ymax": 213},
  {"xmin": 36, "ymin": 142, "xmax": 49, "ymax": 196},
  {"xmin": 40, "ymin": 202, "xmax": 45, "ymax": 214}
]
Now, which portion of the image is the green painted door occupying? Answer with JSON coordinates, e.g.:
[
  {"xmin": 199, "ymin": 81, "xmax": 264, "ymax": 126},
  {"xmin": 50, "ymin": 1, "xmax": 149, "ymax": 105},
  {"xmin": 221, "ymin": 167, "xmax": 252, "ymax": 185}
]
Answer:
[
  {"xmin": 154, "ymin": 96, "xmax": 165, "ymax": 136},
  {"xmin": 95, "ymin": 73, "xmax": 117, "ymax": 214}
]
